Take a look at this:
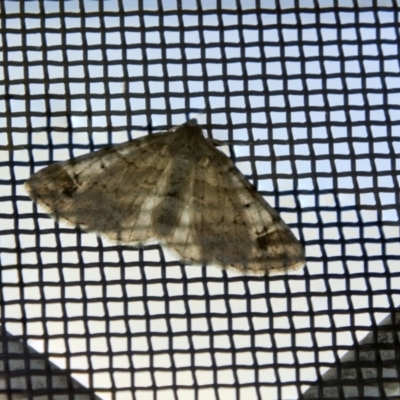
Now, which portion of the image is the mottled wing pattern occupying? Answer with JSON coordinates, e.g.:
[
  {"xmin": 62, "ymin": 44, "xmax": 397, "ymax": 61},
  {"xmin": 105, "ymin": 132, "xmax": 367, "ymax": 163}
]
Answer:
[
  {"xmin": 25, "ymin": 122, "xmax": 305, "ymax": 275},
  {"xmin": 152, "ymin": 135, "xmax": 305, "ymax": 275},
  {"xmin": 198, "ymin": 143, "xmax": 305, "ymax": 274},
  {"xmin": 25, "ymin": 132, "xmax": 175, "ymax": 244}
]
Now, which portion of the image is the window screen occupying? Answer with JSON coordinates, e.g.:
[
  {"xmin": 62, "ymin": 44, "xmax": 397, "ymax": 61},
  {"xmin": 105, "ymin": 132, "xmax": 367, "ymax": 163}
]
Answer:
[{"xmin": 0, "ymin": 1, "xmax": 399, "ymax": 399}]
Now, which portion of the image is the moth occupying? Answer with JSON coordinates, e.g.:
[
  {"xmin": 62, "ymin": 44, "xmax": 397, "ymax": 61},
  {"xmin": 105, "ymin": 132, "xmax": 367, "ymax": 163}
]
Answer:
[{"xmin": 25, "ymin": 121, "xmax": 305, "ymax": 275}]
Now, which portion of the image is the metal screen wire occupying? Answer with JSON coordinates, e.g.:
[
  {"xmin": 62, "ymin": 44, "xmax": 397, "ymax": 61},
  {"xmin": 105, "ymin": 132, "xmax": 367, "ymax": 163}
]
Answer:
[{"xmin": 0, "ymin": 1, "xmax": 399, "ymax": 399}]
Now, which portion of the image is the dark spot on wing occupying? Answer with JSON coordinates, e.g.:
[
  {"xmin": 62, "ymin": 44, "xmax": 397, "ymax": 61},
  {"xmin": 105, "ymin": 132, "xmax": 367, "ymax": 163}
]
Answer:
[
  {"xmin": 256, "ymin": 230, "xmax": 283, "ymax": 252},
  {"xmin": 256, "ymin": 233, "xmax": 269, "ymax": 250},
  {"xmin": 59, "ymin": 169, "xmax": 78, "ymax": 197}
]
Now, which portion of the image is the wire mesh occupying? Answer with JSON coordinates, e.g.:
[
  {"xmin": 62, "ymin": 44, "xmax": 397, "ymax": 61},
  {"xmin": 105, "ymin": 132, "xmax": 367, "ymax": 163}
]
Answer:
[{"xmin": 0, "ymin": 1, "xmax": 399, "ymax": 399}]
